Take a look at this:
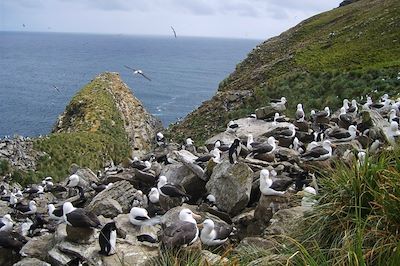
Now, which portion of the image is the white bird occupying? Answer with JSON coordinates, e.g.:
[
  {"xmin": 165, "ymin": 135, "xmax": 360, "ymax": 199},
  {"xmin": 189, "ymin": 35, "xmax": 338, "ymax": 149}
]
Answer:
[
  {"xmin": 21, "ymin": 218, "xmax": 33, "ymax": 237},
  {"xmin": 226, "ymin": 120, "xmax": 239, "ymax": 133},
  {"xmin": 386, "ymin": 121, "xmax": 400, "ymax": 145},
  {"xmin": 48, "ymin": 204, "xmax": 63, "ymax": 221},
  {"xmin": 301, "ymin": 140, "xmax": 332, "ymax": 161},
  {"xmin": 328, "ymin": 125, "xmax": 357, "ymax": 142},
  {"xmin": 301, "ymin": 187, "xmax": 317, "ymax": 208},
  {"xmin": 66, "ymin": 174, "xmax": 80, "ymax": 187},
  {"xmin": 259, "ymin": 169, "xmax": 285, "ymax": 196},
  {"xmin": 295, "ymin": 104, "xmax": 305, "ymax": 122},
  {"xmin": 124, "ymin": 65, "xmax": 151, "ymax": 81},
  {"xmin": 148, "ymin": 187, "xmax": 160, "ymax": 204},
  {"xmin": 0, "ymin": 214, "xmax": 13, "ymax": 232},
  {"xmin": 362, "ymin": 96, "xmax": 373, "ymax": 110},
  {"xmin": 129, "ymin": 207, "xmax": 151, "ymax": 226},
  {"xmin": 270, "ymin": 97, "xmax": 287, "ymax": 111},
  {"xmin": 200, "ymin": 219, "xmax": 232, "ymax": 246}
]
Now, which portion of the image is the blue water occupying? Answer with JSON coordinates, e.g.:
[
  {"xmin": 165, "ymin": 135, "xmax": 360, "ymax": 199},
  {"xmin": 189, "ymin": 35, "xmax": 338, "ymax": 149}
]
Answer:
[{"xmin": 0, "ymin": 31, "xmax": 259, "ymax": 137}]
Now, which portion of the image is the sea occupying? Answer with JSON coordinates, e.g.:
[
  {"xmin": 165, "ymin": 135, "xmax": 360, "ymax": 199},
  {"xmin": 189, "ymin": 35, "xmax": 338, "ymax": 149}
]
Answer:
[{"xmin": 0, "ymin": 31, "xmax": 260, "ymax": 137}]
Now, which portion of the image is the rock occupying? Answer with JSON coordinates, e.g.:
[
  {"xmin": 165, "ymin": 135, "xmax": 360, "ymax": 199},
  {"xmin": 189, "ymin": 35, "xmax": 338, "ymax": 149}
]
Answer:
[
  {"xmin": 19, "ymin": 234, "xmax": 53, "ymax": 261},
  {"xmin": 57, "ymin": 240, "xmax": 101, "ymax": 265},
  {"xmin": 73, "ymin": 167, "xmax": 99, "ymax": 185},
  {"xmin": 13, "ymin": 258, "xmax": 51, "ymax": 266},
  {"xmin": 201, "ymin": 250, "xmax": 229, "ymax": 264},
  {"xmin": 114, "ymin": 213, "xmax": 141, "ymax": 239},
  {"xmin": 0, "ymin": 200, "xmax": 11, "ymax": 216},
  {"xmin": 161, "ymin": 163, "xmax": 206, "ymax": 200},
  {"xmin": 48, "ymin": 247, "xmax": 73, "ymax": 265},
  {"xmin": 255, "ymin": 106, "xmax": 276, "ymax": 120},
  {"xmin": 133, "ymin": 168, "xmax": 157, "ymax": 185},
  {"xmin": 339, "ymin": 0, "xmax": 360, "ymax": 7},
  {"xmin": 65, "ymin": 225, "xmax": 95, "ymax": 244},
  {"xmin": 87, "ymin": 180, "xmax": 139, "ymax": 213},
  {"xmin": 264, "ymin": 206, "xmax": 309, "ymax": 236},
  {"xmin": 254, "ymin": 195, "xmax": 288, "ymax": 224},
  {"xmin": 206, "ymin": 161, "xmax": 253, "ymax": 215},
  {"xmin": 102, "ymin": 239, "xmax": 158, "ymax": 266},
  {"xmin": 87, "ymin": 198, "xmax": 122, "ymax": 218},
  {"xmin": 173, "ymin": 150, "xmax": 198, "ymax": 163}
]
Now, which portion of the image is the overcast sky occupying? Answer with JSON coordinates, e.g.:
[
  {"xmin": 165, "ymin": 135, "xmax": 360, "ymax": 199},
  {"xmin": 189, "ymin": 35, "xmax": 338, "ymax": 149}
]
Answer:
[{"xmin": 1, "ymin": 0, "xmax": 341, "ymax": 39}]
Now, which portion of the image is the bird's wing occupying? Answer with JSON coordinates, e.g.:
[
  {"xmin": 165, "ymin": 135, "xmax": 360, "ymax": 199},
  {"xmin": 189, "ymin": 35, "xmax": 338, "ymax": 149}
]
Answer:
[
  {"xmin": 171, "ymin": 26, "xmax": 177, "ymax": 38},
  {"xmin": 302, "ymin": 147, "xmax": 329, "ymax": 158},
  {"xmin": 52, "ymin": 85, "xmax": 60, "ymax": 93},
  {"xmin": 66, "ymin": 209, "xmax": 99, "ymax": 228},
  {"xmin": 214, "ymin": 224, "xmax": 232, "ymax": 240},
  {"xmin": 124, "ymin": 65, "xmax": 137, "ymax": 71},
  {"xmin": 139, "ymin": 73, "xmax": 152, "ymax": 81},
  {"xmin": 329, "ymin": 131, "xmax": 351, "ymax": 139},
  {"xmin": 252, "ymin": 143, "xmax": 273, "ymax": 154},
  {"xmin": 295, "ymin": 110, "xmax": 304, "ymax": 120},
  {"xmin": 314, "ymin": 111, "xmax": 328, "ymax": 118},
  {"xmin": 160, "ymin": 184, "xmax": 188, "ymax": 198}
]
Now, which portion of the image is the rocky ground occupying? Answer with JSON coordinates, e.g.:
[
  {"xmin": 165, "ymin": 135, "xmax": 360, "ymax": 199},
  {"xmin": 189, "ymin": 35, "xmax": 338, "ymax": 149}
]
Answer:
[{"xmin": 0, "ymin": 91, "xmax": 398, "ymax": 265}]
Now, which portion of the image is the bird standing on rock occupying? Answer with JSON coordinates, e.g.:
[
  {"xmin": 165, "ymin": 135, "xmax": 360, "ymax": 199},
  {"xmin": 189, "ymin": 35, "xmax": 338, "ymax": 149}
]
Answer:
[
  {"xmin": 200, "ymin": 218, "xmax": 232, "ymax": 246},
  {"xmin": 228, "ymin": 139, "xmax": 241, "ymax": 164}
]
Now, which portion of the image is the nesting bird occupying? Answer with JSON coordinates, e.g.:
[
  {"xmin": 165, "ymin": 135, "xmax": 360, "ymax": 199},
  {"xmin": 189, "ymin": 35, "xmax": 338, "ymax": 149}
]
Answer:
[
  {"xmin": 301, "ymin": 140, "xmax": 332, "ymax": 161},
  {"xmin": 200, "ymin": 218, "xmax": 232, "ymax": 246},
  {"xmin": 161, "ymin": 208, "xmax": 201, "ymax": 248},
  {"xmin": 62, "ymin": 202, "xmax": 101, "ymax": 228}
]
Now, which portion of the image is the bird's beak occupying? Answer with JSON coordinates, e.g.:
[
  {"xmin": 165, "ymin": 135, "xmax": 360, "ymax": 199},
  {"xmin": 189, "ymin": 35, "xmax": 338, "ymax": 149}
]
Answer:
[
  {"xmin": 192, "ymin": 213, "xmax": 202, "ymax": 221},
  {"xmin": 146, "ymin": 215, "xmax": 151, "ymax": 220},
  {"xmin": 197, "ymin": 223, "xmax": 204, "ymax": 229}
]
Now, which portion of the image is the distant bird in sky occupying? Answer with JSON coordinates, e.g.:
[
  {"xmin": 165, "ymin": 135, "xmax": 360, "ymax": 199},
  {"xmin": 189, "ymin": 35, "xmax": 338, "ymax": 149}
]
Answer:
[
  {"xmin": 52, "ymin": 85, "xmax": 60, "ymax": 93},
  {"xmin": 124, "ymin": 65, "xmax": 151, "ymax": 81},
  {"xmin": 171, "ymin": 26, "xmax": 177, "ymax": 38},
  {"xmin": 22, "ymin": 24, "xmax": 26, "ymax": 28}
]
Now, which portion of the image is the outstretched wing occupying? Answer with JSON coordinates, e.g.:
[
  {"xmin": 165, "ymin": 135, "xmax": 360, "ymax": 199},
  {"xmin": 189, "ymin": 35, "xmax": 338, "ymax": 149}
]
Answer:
[
  {"xmin": 171, "ymin": 26, "xmax": 177, "ymax": 38},
  {"xmin": 139, "ymin": 72, "xmax": 152, "ymax": 81},
  {"xmin": 124, "ymin": 65, "xmax": 137, "ymax": 72}
]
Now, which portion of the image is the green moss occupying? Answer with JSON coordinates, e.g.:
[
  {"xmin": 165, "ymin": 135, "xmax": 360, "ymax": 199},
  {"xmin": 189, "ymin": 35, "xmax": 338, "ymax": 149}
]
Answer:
[
  {"xmin": 169, "ymin": 0, "xmax": 400, "ymax": 144},
  {"xmin": 24, "ymin": 73, "xmax": 130, "ymax": 183}
]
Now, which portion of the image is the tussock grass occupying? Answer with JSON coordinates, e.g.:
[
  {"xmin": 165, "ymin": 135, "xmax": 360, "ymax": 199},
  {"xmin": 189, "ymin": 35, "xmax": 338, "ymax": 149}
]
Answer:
[{"xmin": 288, "ymin": 147, "xmax": 400, "ymax": 265}]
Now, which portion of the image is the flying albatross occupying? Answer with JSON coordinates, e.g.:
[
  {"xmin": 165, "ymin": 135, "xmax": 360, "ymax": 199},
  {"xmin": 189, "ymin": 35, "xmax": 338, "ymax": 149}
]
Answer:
[
  {"xmin": 171, "ymin": 26, "xmax": 177, "ymax": 38},
  {"xmin": 124, "ymin": 65, "xmax": 151, "ymax": 81},
  {"xmin": 161, "ymin": 208, "xmax": 201, "ymax": 248}
]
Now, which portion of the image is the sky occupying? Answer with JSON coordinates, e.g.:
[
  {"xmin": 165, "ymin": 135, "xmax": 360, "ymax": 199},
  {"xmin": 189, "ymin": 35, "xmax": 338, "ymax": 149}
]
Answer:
[{"xmin": 0, "ymin": 0, "xmax": 341, "ymax": 39}]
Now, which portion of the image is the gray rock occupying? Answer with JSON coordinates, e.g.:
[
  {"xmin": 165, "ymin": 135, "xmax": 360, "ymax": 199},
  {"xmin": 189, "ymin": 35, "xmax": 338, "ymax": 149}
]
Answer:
[
  {"xmin": 65, "ymin": 225, "xmax": 96, "ymax": 244},
  {"xmin": 102, "ymin": 239, "xmax": 158, "ymax": 266},
  {"xmin": 255, "ymin": 106, "xmax": 276, "ymax": 120},
  {"xmin": 161, "ymin": 163, "xmax": 206, "ymax": 200},
  {"xmin": 237, "ymin": 237, "xmax": 277, "ymax": 250},
  {"xmin": 87, "ymin": 198, "xmax": 122, "ymax": 218},
  {"xmin": 87, "ymin": 180, "xmax": 138, "ymax": 213},
  {"xmin": 264, "ymin": 206, "xmax": 309, "ymax": 236},
  {"xmin": 19, "ymin": 234, "xmax": 53, "ymax": 261},
  {"xmin": 74, "ymin": 167, "xmax": 99, "ymax": 185},
  {"xmin": 114, "ymin": 213, "xmax": 141, "ymax": 239},
  {"xmin": 201, "ymin": 250, "xmax": 229, "ymax": 265},
  {"xmin": 0, "ymin": 248, "xmax": 20, "ymax": 266},
  {"xmin": 13, "ymin": 258, "xmax": 51, "ymax": 266},
  {"xmin": 57, "ymin": 240, "xmax": 102, "ymax": 265},
  {"xmin": 206, "ymin": 161, "xmax": 253, "ymax": 215}
]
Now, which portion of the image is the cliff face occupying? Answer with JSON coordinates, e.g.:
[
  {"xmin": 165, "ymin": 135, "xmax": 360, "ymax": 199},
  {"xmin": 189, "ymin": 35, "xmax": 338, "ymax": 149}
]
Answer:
[
  {"xmin": 169, "ymin": 0, "xmax": 400, "ymax": 143},
  {"xmin": 32, "ymin": 72, "xmax": 162, "ymax": 180},
  {"xmin": 54, "ymin": 72, "xmax": 162, "ymax": 157}
]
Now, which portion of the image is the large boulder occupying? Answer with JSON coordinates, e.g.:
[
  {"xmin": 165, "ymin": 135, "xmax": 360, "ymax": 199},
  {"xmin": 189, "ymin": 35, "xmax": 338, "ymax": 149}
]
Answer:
[
  {"xmin": 206, "ymin": 161, "xmax": 253, "ymax": 215},
  {"xmin": 114, "ymin": 213, "xmax": 141, "ymax": 239},
  {"xmin": 264, "ymin": 206, "xmax": 310, "ymax": 236},
  {"xmin": 160, "ymin": 163, "xmax": 206, "ymax": 200},
  {"xmin": 87, "ymin": 180, "xmax": 139, "ymax": 214},
  {"xmin": 87, "ymin": 198, "xmax": 122, "ymax": 218},
  {"xmin": 13, "ymin": 258, "xmax": 51, "ymax": 266},
  {"xmin": 19, "ymin": 234, "xmax": 53, "ymax": 261}
]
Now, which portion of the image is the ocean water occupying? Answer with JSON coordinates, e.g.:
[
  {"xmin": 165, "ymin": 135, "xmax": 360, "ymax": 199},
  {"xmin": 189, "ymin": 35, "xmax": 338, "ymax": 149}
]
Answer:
[{"xmin": 0, "ymin": 31, "xmax": 259, "ymax": 137}]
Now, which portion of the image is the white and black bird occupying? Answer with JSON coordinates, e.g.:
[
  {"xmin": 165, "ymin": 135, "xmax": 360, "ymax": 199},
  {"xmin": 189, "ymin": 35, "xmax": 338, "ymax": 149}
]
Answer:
[
  {"xmin": 99, "ymin": 222, "xmax": 117, "ymax": 256},
  {"xmin": 48, "ymin": 204, "xmax": 63, "ymax": 221},
  {"xmin": 362, "ymin": 96, "xmax": 373, "ymax": 110},
  {"xmin": 171, "ymin": 26, "xmax": 177, "ymax": 38},
  {"xmin": 226, "ymin": 120, "xmax": 239, "ymax": 133},
  {"xmin": 259, "ymin": 169, "xmax": 286, "ymax": 196},
  {"xmin": 63, "ymin": 202, "xmax": 101, "ymax": 228},
  {"xmin": 228, "ymin": 139, "xmax": 241, "ymax": 164},
  {"xmin": 161, "ymin": 208, "xmax": 201, "ymax": 249},
  {"xmin": 214, "ymin": 140, "xmax": 230, "ymax": 152},
  {"xmin": 347, "ymin": 99, "xmax": 358, "ymax": 113},
  {"xmin": 270, "ymin": 97, "xmax": 287, "ymax": 111},
  {"xmin": 339, "ymin": 107, "xmax": 354, "ymax": 128},
  {"xmin": 156, "ymin": 132, "xmax": 165, "ymax": 146},
  {"xmin": 66, "ymin": 174, "xmax": 80, "ymax": 187},
  {"xmin": 129, "ymin": 207, "xmax": 151, "ymax": 226},
  {"xmin": 386, "ymin": 121, "xmax": 400, "ymax": 145},
  {"xmin": 301, "ymin": 140, "xmax": 332, "ymax": 161},
  {"xmin": 249, "ymin": 136, "xmax": 277, "ymax": 156},
  {"xmin": 200, "ymin": 218, "xmax": 232, "ymax": 246},
  {"xmin": 15, "ymin": 200, "xmax": 37, "ymax": 215},
  {"xmin": 157, "ymin": 175, "xmax": 190, "ymax": 201},
  {"xmin": 328, "ymin": 125, "xmax": 357, "ymax": 142},
  {"xmin": 0, "ymin": 214, "xmax": 13, "ymax": 232},
  {"xmin": 148, "ymin": 187, "xmax": 160, "ymax": 204},
  {"xmin": 295, "ymin": 104, "xmax": 305, "ymax": 122},
  {"xmin": 124, "ymin": 65, "xmax": 151, "ymax": 81},
  {"xmin": 313, "ymin": 107, "xmax": 330, "ymax": 119}
]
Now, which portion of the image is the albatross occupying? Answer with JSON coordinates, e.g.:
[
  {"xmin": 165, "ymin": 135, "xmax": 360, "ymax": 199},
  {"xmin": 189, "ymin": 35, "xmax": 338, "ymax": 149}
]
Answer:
[
  {"xmin": 0, "ymin": 214, "xmax": 13, "ymax": 232},
  {"xmin": 124, "ymin": 65, "xmax": 152, "ymax": 81},
  {"xmin": 301, "ymin": 140, "xmax": 332, "ymax": 161},
  {"xmin": 62, "ymin": 202, "xmax": 101, "ymax": 228},
  {"xmin": 327, "ymin": 125, "xmax": 357, "ymax": 142},
  {"xmin": 200, "ymin": 218, "xmax": 232, "ymax": 246},
  {"xmin": 129, "ymin": 207, "xmax": 151, "ymax": 226},
  {"xmin": 157, "ymin": 175, "xmax": 190, "ymax": 201},
  {"xmin": 161, "ymin": 208, "xmax": 201, "ymax": 248},
  {"xmin": 295, "ymin": 104, "xmax": 305, "ymax": 122},
  {"xmin": 259, "ymin": 169, "xmax": 286, "ymax": 196}
]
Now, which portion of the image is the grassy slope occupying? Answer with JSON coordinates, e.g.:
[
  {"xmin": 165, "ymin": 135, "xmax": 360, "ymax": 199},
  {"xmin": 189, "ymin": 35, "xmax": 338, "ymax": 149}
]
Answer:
[
  {"xmin": 169, "ymin": 0, "xmax": 400, "ymax": 144},
  {"xmin": 18, "ymin": 73, "xmax": 130, "ymax": 184}
]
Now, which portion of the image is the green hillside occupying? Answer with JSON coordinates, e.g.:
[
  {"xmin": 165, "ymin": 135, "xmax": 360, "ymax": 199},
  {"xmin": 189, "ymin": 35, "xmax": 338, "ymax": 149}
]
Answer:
[{"xmin": 169, "ymin": 0, "xmax": 400, "ymax": 143}]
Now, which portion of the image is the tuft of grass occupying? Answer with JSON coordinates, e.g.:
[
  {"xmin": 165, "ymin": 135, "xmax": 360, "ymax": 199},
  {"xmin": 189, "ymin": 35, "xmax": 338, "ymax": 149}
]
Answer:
[
  {"xmin": 288, "ymin": 147, "xmax": 400, "ymax": 265},
  {"xmin": 146, "ymin": 249, "xmax": 206, "ymax": 266},
  {"xmin": 0, "ymin": 159, "xmax": 11, "ymax": 176}
]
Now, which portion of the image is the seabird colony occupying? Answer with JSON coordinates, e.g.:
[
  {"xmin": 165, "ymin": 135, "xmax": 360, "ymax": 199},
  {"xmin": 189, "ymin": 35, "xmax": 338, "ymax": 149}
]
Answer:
[{"xmin": 0, "ymin": 93, "xmax": 399, "ymax": 264}]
